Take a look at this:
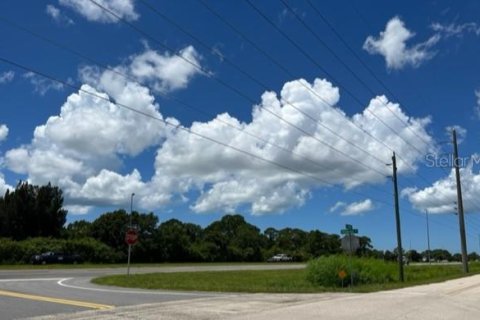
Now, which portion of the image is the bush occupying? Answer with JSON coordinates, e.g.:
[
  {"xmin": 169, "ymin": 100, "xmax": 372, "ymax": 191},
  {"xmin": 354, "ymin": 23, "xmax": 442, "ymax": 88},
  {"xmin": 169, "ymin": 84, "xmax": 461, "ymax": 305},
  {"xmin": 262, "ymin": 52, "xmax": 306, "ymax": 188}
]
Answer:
[
  {"xmin": 306, "ymin": 255, "xmax": 396, "ymax": 287},
  {"xmin": 0, "ymin": 237, "xmax": 121, "ymax": 264}
]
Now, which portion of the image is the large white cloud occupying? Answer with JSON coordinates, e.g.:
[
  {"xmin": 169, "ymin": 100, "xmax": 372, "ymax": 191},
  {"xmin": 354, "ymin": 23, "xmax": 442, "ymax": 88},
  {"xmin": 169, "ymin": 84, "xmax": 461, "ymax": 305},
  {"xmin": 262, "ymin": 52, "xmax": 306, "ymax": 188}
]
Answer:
[
  {"xmin": 403, "ymin": 162, "xmax": 480, "ymax": 214},
  {"xmin": 80, "ymin": 46, "xmax": 203, "ymax": 95},
  {"xmin": 364, "ymin": 16, "xmax": 439, "ymax": 70},
  {"xmin": 59, "ymin": 0, "xmax": 138, "ymax": 23},
  {"xmin": 5, "ymin": 82, "xmax": 169, "ymax": 185},
  {"xmin": 149, "ymin": 78, "xmax": 433, "ymax": 214},
  {"xmin": 4, "ymin": 69, "xmax": 434, "ymax": 215}
]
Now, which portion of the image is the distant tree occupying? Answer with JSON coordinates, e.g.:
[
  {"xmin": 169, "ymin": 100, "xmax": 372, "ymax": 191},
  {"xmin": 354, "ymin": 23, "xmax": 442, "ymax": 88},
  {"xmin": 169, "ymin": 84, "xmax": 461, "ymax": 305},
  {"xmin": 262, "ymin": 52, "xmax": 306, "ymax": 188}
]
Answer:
[
  {"xmin": 64, "ymin": 220, "xmax": 92, "ymax": 239},
  {"xmin": 264, "ymin": 227, "xmax": 279, "ymax": 245},
  {"xmin": 0, "ymin": 182, "xmax": 67, "ymax": 239},
  {"xmin": 406, "ymin": 249, "xmax": 422, "ymax": 262},
  {"xmin": 356, "ymin": 236, "xmax": 374, "ymax": 256},
  {"xmin": 451, "ymin": 253, "xmax": 462, "ymax": 262},
  {"xmin": 384, "ymin": 250, "xmax": 396, "ymax": 261},
  {"xmin": 306, "ymin": 230, "xmax": 341, "ymax": 258},
  {"xmin": 155, "ymin": 219, "xmax": 201, "ymax": 262},
  {"xmin": 203, "ymin": 214, "xmax": 265, "ymax": 262},
  {"xmin": 468, "ymin": 252, "xmax": 480, "ymax": 262},
  {"xmin": 430, "ymin": 249, "xmax": 452, "ymax": 261},
  {"xmin": 90, "ymin": 210, "xmax": 130, "ymax": 249}
]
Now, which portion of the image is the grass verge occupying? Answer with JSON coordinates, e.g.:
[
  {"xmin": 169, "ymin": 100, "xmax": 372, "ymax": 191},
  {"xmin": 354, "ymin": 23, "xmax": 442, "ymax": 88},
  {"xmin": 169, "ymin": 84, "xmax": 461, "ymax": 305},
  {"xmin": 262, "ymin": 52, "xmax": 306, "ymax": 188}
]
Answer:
[{"xmin": 92, "ymin": 262, "xmax": 480, "ymax": 293}]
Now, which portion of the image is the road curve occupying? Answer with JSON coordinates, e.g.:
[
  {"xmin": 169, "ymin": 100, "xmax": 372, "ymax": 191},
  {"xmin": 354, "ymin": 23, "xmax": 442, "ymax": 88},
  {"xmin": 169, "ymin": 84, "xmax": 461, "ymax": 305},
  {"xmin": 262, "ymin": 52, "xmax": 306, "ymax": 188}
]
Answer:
[
  {"xmin": 0, "ymin": 264, "xmax": 305, "ymax": 319},
  {"xmin": 23, "ymin": 274, "xmax": 480, "ymax": 320}
]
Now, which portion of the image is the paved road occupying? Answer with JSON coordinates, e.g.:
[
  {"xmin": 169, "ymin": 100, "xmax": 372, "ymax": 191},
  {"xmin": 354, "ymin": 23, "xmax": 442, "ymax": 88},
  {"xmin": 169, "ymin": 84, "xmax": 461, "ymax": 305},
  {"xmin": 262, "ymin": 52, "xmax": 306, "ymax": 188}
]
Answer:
[
  {"xmin": 2, "ymin": 265, "xmax": 480, "ymax": 320},
  {"xmin": 0, "ymin": 264, "xmax": 304, "ymax": 319},
  {"xmin": 26, "ymin": 274, "xmax": 480, "ymax": 320}
]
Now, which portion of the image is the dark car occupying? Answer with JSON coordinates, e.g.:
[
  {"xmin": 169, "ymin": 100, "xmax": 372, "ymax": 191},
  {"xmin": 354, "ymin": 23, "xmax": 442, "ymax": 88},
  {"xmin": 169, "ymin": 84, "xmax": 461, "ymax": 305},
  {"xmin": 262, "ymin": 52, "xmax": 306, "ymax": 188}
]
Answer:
[{"xmin": 30, "ymin": 251, "xmax": 83, "ymax": 265}]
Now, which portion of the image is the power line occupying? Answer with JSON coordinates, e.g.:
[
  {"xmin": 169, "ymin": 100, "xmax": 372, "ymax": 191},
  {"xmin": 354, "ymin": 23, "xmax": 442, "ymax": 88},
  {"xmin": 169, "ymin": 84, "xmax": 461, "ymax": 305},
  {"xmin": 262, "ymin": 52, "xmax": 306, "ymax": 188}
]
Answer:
[
  {"xmin": 195, "ymin": 0, "xmax": 424, "ymax": 188},
  {"xmin": 287, "ymin": 0, "xmax": 432, "ymax": 152},
  {"xmin": 85, "ymin": 0, "xmax": 397, "ymax": 182},
  {"xmin": 243, "ymin": 0, "xmax": 429, "ymax": 161},
  {"xmin": 137, "ymin": 0, "xmax": 392, "ymax": 172},
  {"xmin": 0, "ymin": 14, "xmax": 395, "ymax": 199},
  {"xmin": 0, "ymin": 55, "xmax": 395, "ymax": 208},
  {"xmin": 93, "ymin": 0, "xmax": 480, "ymax": 225}
]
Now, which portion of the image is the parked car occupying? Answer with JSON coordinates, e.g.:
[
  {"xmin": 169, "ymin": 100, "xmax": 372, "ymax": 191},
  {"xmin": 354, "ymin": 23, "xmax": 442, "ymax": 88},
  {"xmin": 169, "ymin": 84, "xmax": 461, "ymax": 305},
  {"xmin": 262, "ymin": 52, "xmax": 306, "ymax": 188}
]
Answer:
[
  {"xmin": 30, "ymin": 252, "xmax": 83, "ymax": 265},
  {"xmin": 267, "ymin": 253, "xmax": 293, "ymax": 262}
]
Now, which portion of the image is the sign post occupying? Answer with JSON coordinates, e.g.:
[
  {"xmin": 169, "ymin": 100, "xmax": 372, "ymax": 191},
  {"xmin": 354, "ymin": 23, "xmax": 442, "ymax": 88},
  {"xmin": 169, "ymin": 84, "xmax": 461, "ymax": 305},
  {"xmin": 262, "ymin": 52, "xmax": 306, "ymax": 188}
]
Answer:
[
  {"xmin": 340, "ymin": 224, "xmax": 359, "ymax": 287},
  {"xmin": 125, "ymin": 228, "xmax": 138, "ymax": 276}
]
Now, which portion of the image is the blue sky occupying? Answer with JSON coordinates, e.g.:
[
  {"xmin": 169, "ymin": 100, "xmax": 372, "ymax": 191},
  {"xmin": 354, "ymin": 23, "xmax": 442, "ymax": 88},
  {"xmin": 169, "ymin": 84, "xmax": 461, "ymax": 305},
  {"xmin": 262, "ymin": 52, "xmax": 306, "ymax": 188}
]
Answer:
[{"xmin": 0, "ymin": 0, "xmax": 480, "ymax": 253}]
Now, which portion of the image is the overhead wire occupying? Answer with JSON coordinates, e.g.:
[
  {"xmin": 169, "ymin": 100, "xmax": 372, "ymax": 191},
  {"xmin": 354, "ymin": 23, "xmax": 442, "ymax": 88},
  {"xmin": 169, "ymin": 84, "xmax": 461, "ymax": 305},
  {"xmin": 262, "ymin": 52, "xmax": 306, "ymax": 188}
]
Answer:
[
  {"xmin": 276, "ymin": 1, "xmax": 480, "ymax": 227},
  {"xmin": 0, "ymin": 15, "xmax": 397, "ymax": 199},
  {"xmin": 243, "ymin": 0, "xmax": 429, "ymax": 162},
  {"xmin": 84, "ymin": 0, "xmax": 397, "ymax": 182},
  {"xmin": 0, "ymin": 55, "xmax": 395, "ymax": 207}
]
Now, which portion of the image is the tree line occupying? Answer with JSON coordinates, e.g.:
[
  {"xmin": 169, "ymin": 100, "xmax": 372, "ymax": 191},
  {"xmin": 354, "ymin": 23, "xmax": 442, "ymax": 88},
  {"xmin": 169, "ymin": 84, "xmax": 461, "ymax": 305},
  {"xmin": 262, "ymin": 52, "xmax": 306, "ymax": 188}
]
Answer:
[{"xmin": 0, "ymin": 182, "xmax": 476, "ymax": 264}]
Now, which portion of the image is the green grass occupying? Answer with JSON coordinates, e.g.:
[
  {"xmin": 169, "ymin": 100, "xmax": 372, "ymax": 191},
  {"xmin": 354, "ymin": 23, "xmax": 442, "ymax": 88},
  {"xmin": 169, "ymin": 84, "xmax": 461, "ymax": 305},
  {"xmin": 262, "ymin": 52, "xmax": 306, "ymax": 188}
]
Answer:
[
  {"xmin": 91, "ymin": 262, "xmax": 480, "ymax": 293},
  {"xmin": 93, "ymin": 269, "xmax": 319, "ymax": 293}
]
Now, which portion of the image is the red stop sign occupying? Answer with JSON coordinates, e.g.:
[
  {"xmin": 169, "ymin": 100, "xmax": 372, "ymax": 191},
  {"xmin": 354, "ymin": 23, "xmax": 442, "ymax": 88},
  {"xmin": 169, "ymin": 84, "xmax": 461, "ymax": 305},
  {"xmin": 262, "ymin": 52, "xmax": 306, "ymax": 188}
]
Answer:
[{"xmin": 125, "ymin": 229, "xmax": 138, "ymax": 245}]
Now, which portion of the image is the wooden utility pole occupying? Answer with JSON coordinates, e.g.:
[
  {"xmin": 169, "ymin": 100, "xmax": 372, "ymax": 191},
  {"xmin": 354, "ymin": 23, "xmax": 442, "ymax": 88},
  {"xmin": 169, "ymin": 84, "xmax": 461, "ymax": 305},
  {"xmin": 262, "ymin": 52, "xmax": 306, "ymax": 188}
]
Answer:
[
  {"xmin": 391, "ymin": 152, "xmax": 404, "ymax": 282},
  {"xmin": 452, "ymin": 129, "xmax": 469, "ymax": 273}
]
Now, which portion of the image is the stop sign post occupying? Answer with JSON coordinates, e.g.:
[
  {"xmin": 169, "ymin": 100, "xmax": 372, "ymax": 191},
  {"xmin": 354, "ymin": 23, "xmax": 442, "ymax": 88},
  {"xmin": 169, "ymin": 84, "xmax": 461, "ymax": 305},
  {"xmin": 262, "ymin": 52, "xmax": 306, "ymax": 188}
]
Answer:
[
  {"xmin": 125, "ymin": 228, "xmax": 138, "ymax": 245},
  {"xmin": 126, "ymin": 227, "xmax": 138, "ymax": 276}
]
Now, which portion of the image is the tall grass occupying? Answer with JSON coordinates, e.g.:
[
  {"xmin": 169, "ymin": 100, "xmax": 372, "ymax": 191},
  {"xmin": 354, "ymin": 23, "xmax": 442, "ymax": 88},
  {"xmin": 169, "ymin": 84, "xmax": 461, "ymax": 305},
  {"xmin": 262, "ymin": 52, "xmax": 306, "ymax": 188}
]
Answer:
[{"xmin": 306, "ymin": 255, "xmax": 396, "ymax": 287}]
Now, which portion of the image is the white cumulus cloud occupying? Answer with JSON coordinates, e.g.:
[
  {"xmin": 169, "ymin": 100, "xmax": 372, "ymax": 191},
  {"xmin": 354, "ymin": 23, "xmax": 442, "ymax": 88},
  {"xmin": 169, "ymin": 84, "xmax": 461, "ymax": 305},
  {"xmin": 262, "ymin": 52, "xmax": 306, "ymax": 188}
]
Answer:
[
  {"xmin": 330, "ymin": 199, "xmax": 374, "ymax": 216},
  {"xmin": 4, "ymin": 70, "xmax": 434, "ymax": 215},
  {"xmin": 0, "ymin": 71, "xmax": 14, "ymax": 84},
  {"xmin": 149, "ymin": 78, "xmax": 433, "ymax": 214},
  {"xmin": 23, "ymin": 72, "xmax": 65, "ymax": 95},
  {"xmin": 364, "ymin": 16, "xmax": 439, "ymax": 70},
  {"xmin": 80, "ymin": 45, "xmax": 203, "ymax": 94},
  {"xmin": 46, "ymin": 4, "xmax": 74, "ymax": 25},
  {"xmin": 445, "ymin": 125, "xmax": 466, "ymax": 144},
  {"xmin": 402, "ymin": 162, "xmax": 480, "ymax": 214},
  {"xmin": 431, "ymin": 22, "xmax": 480, "ymax": 38},
  {"xmin": 59, "ymin": 0, "xmax": 138, "ymax": 23}
]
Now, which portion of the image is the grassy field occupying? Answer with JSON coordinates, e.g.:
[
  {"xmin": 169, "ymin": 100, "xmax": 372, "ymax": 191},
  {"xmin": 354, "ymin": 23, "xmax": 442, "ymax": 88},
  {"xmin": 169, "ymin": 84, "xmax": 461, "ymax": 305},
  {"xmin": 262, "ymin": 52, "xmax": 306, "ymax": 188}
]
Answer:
[{"xmin": 92, "ymin": 262, "xmax": 480, "ymax": 293}]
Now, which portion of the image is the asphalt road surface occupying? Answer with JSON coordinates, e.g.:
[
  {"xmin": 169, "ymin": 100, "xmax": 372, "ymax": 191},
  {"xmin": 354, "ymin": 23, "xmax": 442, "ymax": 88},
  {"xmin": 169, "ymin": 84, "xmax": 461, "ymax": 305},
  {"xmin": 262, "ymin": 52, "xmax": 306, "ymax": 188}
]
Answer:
[
  {"xmin": 1, "ymin": 265, "xmax": 480, "ymax": 320},
  {"xmin": 0, "ymin": 264, "xmax": 304, "ymax": 319}
]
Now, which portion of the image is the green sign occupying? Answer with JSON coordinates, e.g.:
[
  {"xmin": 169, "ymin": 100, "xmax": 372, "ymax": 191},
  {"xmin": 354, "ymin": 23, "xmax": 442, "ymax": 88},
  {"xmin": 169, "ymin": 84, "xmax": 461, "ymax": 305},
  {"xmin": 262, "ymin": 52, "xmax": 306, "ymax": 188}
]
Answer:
[{"xmin": 341, "ymin": 224, "xmax": 358, "ymax": 235}]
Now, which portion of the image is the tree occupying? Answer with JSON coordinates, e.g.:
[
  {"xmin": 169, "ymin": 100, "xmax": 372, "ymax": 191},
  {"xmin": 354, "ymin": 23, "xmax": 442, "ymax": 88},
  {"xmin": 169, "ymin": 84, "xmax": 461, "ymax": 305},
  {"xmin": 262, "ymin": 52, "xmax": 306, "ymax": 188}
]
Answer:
[
  {"xmin": 0, "ymin": 182, "xmax": 67, "ymax": 239},
  {"xmin": 203, "ymin": 214, "xmax": 265, "ymax": 262},
  {"xmin": 406, "ymin": 249, "xmax": 422, "ymax": 262},
  {"xmin": 306, "ymin": 231, "xmax": 341, "ymax": 258},
  {"xmin": 356, "ymin": 236, "xmax": 374, "ymax": 256},
  {"xmin": 64, "ymin": 220, "xmax": 92, "ymax": 239},
  {"xmin": 155, "ymin": 219, "xmax": 201, "ymax": 262},
  {"xmin": 90, "ymin": 210, "xmax": 130, "ymax": 249}
]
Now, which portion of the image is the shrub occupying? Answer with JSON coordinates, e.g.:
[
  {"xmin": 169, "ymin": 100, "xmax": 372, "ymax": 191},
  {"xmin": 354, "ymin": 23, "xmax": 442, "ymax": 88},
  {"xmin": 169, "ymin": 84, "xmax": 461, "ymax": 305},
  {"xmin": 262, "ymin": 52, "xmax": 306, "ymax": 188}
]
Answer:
[
  {"xmin": 306, "ymin": 255, "xmax": 396, "ymax": 287},
  {"xmin": 0, "ymin": 237, "xmax": 121, "ymax": 264}
]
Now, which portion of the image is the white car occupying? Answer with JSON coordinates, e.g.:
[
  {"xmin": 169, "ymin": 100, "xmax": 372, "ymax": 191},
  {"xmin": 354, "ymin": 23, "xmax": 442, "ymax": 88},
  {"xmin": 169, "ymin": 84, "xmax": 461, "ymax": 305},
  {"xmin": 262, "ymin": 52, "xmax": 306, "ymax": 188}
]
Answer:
[{"xmin": 267, "ymin": 253, "xmax": 293, "ymax": 262}]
